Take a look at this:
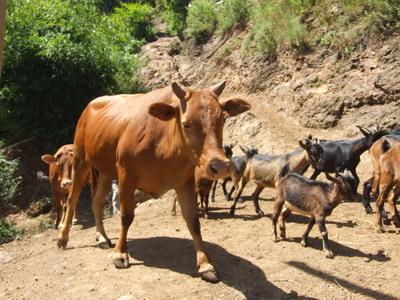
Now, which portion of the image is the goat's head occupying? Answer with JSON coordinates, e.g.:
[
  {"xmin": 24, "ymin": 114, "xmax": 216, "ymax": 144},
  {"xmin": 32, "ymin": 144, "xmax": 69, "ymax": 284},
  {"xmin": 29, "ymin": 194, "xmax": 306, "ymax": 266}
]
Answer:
[
  {"xmin": 223, "ymin": 143, "xmax": 235, "ymax": 159},
  {"xmin": 299, "ymin": 137, "xmax": 323, "ymax": 168},
  {"xmin": 357, "ymin": 125, "xmax": 389, "ymax": 148},
  {"xmin": 327, "ymin": 169, "xmax": 357, "ymax": 201},
  {"xmin": 239, "ymin": 145, "xmax": 258, "ymax": 159}
]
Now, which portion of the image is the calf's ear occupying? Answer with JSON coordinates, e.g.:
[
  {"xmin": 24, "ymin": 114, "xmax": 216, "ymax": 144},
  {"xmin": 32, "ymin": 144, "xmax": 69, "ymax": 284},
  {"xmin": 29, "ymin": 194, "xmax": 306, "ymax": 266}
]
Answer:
[
  {"xmin": 221, "ymin": 98, "xmax": 251, "ymax": 117},
  {"xmin": 149, "ymin": 103, "xmax": 177, "ymax": 121},
  {"xmin": 41, "ymin": 154, "xmax": 56, "ymax": 164}
]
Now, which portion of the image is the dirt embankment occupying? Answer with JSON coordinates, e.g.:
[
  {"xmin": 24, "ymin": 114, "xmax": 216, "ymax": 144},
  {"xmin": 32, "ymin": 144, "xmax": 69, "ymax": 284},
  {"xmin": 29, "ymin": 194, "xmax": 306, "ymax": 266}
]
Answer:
[{"xmin": 139, "ymin": 31, "xmax": 400, "ymax": 134}]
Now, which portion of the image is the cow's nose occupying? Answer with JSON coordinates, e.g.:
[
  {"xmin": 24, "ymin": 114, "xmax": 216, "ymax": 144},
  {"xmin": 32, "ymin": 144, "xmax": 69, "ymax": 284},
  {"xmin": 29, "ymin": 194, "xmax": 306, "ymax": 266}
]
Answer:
[
  {"xmin": 61, "ymin": 180, "xmax": 72, "ymax": 189},
  {"xmin": 208, "ymin": 159, "xmax": 230, "ymax": 179}
]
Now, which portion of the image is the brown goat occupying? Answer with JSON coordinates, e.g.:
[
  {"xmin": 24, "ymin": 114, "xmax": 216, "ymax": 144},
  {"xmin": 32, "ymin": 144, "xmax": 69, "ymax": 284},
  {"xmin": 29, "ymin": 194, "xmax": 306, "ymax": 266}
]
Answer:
[
  {"xmin": 272, "ymin": 169, "xmax": 356, "ymax": 258},
  {"xmin": 375, "ymin": 141, "xmax": 400, "ymax": 232}
]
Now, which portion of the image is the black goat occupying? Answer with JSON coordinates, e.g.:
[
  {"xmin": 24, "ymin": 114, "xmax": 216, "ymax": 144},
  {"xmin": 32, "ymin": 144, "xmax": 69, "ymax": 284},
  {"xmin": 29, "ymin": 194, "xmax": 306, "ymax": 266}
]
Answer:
[{"xmin": 299, "ymin": 126, "xmax": 388, "ymax": 211}]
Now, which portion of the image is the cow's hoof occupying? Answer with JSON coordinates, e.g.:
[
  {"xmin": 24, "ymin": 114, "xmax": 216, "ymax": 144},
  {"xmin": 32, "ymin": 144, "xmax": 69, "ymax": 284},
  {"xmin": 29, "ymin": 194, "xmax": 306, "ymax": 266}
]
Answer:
[
  {"xmin": 96, "ymin": 233, "xmax": 113, "ymax": 249},
  {"xmin": 199, "ymin": 268, "xmax": 219, "ymax": 283},
  {"xmin": 325, "ymin": 251, "xmax": 334, "ymax": 259},
  {"xmin": 72, "ymin": 218, "xmax": 78, "ymax": 226},
  {"xmin": 57, "ymin": 238, "xmax": 68, "ymax": 249},
  {"xmin": 113, "ymin": 253, "xmax": 129, "ymax": 269},
  {"xmin": 300, "ymin": 239, "xmax": 307, "ymax": 247},
  {"xmin": 204, "ymin": 214, "xmax": 209, "ymax": 219}
]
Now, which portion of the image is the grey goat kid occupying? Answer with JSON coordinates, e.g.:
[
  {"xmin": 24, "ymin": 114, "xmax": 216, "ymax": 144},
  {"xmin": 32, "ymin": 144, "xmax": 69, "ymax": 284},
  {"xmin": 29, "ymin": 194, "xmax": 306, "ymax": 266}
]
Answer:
[
  {"xmin": 230, "ymin": 148, "xmax": 310, "ymax": 217},
  {"xmin": 211, "ymin": 145, "xmax": 258, "ymax": 202},
  {"xmin": 272, "ymin": 169, "xmax": 357, "ymax": 259}
]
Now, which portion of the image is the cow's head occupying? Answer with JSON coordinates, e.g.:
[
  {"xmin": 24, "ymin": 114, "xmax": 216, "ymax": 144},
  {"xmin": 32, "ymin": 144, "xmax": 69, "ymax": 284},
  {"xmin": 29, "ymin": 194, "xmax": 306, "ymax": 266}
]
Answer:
[
  {"xmin": 41, "ymin": 146, "xmax": 74, "ymax": 190},
  {"xmin": 148, "ymin": 81, "xmax": 251, "ymax": 180}
]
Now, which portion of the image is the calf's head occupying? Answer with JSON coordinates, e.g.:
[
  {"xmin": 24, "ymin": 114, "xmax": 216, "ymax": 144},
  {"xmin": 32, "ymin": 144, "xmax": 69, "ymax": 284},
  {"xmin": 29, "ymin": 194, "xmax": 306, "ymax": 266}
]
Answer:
[
  {"xmin": 41, "ymin": 147, "xmax": 74, "ymax": 190},
  {"xmin": 148, "ymin": 81, "xmax": 250, "ymax": 180}
]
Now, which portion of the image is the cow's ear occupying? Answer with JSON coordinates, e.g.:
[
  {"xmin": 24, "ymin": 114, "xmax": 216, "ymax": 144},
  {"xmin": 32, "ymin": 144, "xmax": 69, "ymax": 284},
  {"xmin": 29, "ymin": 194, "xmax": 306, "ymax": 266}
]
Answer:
[
  {"xmin": 41, "ymin": 154, "xmax": 56, "ymax": 164},
  {"xmin": 149, "ymin": 102, "xmax": 177, "ymax": 121},
  {"xmin": 221, "ymin": 98, "xmax": 251, "ymax": 117}
]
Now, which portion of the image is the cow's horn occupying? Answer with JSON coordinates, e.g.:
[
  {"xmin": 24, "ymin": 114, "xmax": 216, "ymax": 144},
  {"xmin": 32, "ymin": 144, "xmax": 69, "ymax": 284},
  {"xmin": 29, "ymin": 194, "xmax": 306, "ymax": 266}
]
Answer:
[{"xmin": 211, "ymin": 81, "xmax": 226, "ymax": 97}]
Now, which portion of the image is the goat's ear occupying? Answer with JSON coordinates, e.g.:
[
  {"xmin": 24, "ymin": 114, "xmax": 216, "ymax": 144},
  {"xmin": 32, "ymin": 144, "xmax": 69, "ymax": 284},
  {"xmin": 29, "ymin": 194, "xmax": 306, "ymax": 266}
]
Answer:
[
  {"xmin": 325, "ymin": 173, "xmax": 340, "ymax": 184},
  {"xmin": 299, "ymin": 140, "xmax": 308, "ymax": 150},
  {"xmin": 229, "ymin": 143, "xmax": 235, "ymax": 150},
  {"xmin": 357, "ymin": 125, "xmax": 371, "ymax": 137},
  {"xmin": 308, "ymin": 134, "xmax": 313, "ymax": 139},
  {"xmin": 382, "ymin": 139, "xmax": 391, "ymax": 153},
  {"xmin": 239, "ymin": 145, "xmax": 249, "ymax": 154},
  {"xmin": 41, "ymin": 154, "xmax": 56, "ymax": 165}
]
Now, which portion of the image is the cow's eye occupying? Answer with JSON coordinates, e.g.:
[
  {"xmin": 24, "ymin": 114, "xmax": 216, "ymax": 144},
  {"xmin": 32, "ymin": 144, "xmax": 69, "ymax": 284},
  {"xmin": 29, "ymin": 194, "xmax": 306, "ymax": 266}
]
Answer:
[{"xmin": 182, "ymin": 122, "xmax": 191, "ymax": 129}]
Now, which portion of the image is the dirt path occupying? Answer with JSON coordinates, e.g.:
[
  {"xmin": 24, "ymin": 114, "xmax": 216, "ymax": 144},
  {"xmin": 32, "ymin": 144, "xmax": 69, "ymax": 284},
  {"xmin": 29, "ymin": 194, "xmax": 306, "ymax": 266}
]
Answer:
[{"xmin": 1, "ymin": 95, "xmax": 399, "ymax": 300}]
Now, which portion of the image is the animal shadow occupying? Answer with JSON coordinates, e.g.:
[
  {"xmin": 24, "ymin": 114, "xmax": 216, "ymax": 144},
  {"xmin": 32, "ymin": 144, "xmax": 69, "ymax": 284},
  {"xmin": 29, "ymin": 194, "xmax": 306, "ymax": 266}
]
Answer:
[{"xmin": 127, "ymin": 237, "xmax": 316, "ymax": 299}]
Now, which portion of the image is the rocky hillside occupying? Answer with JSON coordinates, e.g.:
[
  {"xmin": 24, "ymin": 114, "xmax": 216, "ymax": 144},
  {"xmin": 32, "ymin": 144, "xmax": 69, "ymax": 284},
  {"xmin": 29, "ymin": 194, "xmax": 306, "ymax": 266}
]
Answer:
[{"xmin": 139, "ymin": 31, "xmax": 400, "ymax": 134}]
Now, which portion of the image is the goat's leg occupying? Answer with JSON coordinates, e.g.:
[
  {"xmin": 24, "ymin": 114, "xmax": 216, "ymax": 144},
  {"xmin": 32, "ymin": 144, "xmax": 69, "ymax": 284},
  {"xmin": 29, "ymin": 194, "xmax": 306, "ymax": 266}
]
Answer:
[
  {"xmin": 227, "ymin": 185, "xmax": 235, "ymax": 202},
  {"xmin": 204, "ymin": 191, "xmax": 210, "ymax": 219},
  {"xmin": 349, "ymin": 168, "xmax": 360, "ymax": 195},
  {"xmin": 229, "ymin": 178, "xmax": 247, "ymax": 216},
  {"xmin": 252, "ymin": 185, "xmax": 265, "ymax": 217},
  {"xmin": 221, "ymin": 178, "xmax": 230, "ymax": 200},
  {"xmin": 171, "ymin": 194, "xmax": 178, "ymax": 216},
  {"xmin": 316, "ymin": 217, "xmax": 333, "ymax": 258},
  {"xmin": 301, "ymin": 216, "xmax": 315, "ymax": 247},
  {"xmin": 362, "ymin": 177, "xmax": 374, "ymax": 214},
  {"xmin": 376, "ymin": 185, "xmax": 391, "ymax": 233},
  {"xmin": 279, "ymin": 206, "xmax": 291, "ymax": 240},
  {"xmin": 210, "ymin": 180, "xmax": 218, "ymax": 202},
  {"xmin": 310, "ymin": 169, "xmax": 321, "ymax": 180},
  {"xmin": 388, "ymin": 185, "xmax": 400, "ymax": 228},
  {"xmin": 272, "ymin": 196, "xmax": 285, "ymax": 243}
]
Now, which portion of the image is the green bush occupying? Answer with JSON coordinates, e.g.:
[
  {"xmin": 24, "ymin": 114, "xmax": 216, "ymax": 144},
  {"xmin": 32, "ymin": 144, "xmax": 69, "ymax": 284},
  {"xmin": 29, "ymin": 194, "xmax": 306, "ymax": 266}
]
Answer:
[
  {"xmin": 163, "ymin": 0, "xmax": 190, "ymax": 36},
  {"xmin": 0, "ymin": 219, "xmax": 23, "ymax": 244},
  {"xmin": 0, "ymin": 143, "xmax": 21, "ymax": 209},
  {"xmin": 218, "ymin": 0, "xmax": 250, "ymax": 33},
  {"xmin": 185, "ymin": 0, "xmax": 218, "ymax": 43},
  {"xmin": 0, "ymin": 0, "xmax": 147, "ymax": 144},
  {"xmin": 243, "ymin": 0, "xmax": 309, "ymax": 54}
]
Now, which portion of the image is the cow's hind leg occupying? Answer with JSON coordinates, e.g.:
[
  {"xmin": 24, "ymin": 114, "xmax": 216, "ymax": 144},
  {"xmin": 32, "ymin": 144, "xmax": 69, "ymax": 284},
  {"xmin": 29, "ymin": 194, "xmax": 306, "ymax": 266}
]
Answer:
[
  {"xmin": 176, "ymin": 178, "xmax": 218, "ymax": 283},
  {"xmin": 113, "ymin": 169, "xmax": 136, "ymax": 269},
  {"xmin": 57, "ymin": 163, "xmax": 90, "ymax": 249},
  {"xmin": 92, "ymin": 174, "xmax": 113, "ymax": 248}
]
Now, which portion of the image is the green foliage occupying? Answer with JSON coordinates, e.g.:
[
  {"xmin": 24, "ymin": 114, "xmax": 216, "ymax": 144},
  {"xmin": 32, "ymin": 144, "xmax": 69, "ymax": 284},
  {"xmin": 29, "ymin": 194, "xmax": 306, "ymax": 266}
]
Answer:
[
  {"xmin": 0, "ymin": 0, "xmax": 148, "ymax": 144},
  {"xmin": 163, "ymin": 0, "xmax": 190, "ymax": 36},
  {"xmin": 243, "ymin": 0, "xmax": 309, "ymax": 54},
  {"xmin": 218, "ymin": 0, "xmax": 250, "ymax": 33},
  {"xmin": 185, "ymin": 0, "xmax": 218, "ymax": 43},
  {"xmin": 0, "ymin": 219, "xmax": 24, "ymax": 244},
  {"xmin": 0, "ymin": 143, "xmax": 21, "ymax": 208}
]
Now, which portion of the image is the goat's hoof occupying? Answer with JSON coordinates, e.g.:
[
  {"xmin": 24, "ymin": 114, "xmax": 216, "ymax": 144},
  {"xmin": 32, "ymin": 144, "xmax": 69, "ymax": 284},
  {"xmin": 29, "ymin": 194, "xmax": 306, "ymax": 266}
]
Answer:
[
  {"xmin": 229, "ymin": 208, "xmax": 235, "ymax": 216},
  {"xmin": 204, "ymin": 214, "xmax": 209, "ymax": 219},
  {"xmin": 383, "ymin": 218, "xmax": 391, "ymax": 226},
  {"xmin": 257, "ymin": 211, "xmax": 265, "ymax": 218},
  {"xmin": 325, "ymin": 250, "xmax": 334, "ymax": 259},
  {"xmin": 300, "ymin": 239, "xmax": 307, "ymax": 247},
  {"xmin": 113, "ymin": 253, "xmax": 130, "ymax": 269},
  {"xmin": 171, "ymin": 211, "xmax": 177, "ymax": 216},
  {"xmin": 377, "ymin": 226, "xmax": 385, "ymax": 233},
  {"xmin": 237, "ymin": 198, "xmax": 245, "ymax": 204},
  {"xmin": 272, "ymin": 236, "xmax": 278, "ymax": 243},
  {"xmin": 57, "ymin": 238, "xmax": 68, "ymax": 249},
  {"xmin": 364, "ymin": 205, "xmax": 373, "ymax": 214}
]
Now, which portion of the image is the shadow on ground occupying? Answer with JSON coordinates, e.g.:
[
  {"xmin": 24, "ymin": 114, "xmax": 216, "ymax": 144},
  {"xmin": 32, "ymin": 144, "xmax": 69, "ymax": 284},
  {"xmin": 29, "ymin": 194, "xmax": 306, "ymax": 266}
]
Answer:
[
  {"xmin": 286, "ymin": 260, "xmax": 397, "ymax": 300},
  {"xmin": 127, "ymin": 237, "xmax": 317, "ymax": 299}
]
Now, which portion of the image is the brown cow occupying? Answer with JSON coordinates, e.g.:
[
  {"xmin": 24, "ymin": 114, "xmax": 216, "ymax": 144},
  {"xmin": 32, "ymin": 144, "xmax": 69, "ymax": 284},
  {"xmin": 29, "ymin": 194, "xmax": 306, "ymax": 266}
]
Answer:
[
  {"xmin": 41, "ymin": 144, "xmax": 76, "ymax": 229},
  {"xmin": 57, "ymin": 81, "xmax": 251, "ymax": 283}
]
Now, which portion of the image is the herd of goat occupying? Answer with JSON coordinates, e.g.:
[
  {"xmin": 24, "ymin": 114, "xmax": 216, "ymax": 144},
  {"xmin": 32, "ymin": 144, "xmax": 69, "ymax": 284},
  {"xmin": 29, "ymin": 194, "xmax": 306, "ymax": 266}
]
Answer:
[{"xmin": 42, "ymin": 125, "xmax": 400, "ymax": 259}]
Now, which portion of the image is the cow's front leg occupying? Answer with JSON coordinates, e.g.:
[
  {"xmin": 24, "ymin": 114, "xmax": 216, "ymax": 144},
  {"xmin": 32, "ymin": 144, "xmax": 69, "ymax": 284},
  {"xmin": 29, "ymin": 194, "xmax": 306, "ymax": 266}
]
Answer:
[
  {"xmin": 175, "ymin": 178, "xmax": 218, "ymax": 283},
  {"xmin": 113, "ymin": 170, "xmax": 136, "ymax": 269}
]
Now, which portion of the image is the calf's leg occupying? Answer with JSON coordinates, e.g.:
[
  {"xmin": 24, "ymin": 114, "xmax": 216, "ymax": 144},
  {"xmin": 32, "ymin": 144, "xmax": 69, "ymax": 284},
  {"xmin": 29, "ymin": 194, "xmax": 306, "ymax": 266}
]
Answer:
[
  {"xmin": 176, "ymin": 178, "xmax": 218, "ymax": 283},
  {"xmin": 92, "ymin": 174, "xmax": 113, "ymax": 248}
]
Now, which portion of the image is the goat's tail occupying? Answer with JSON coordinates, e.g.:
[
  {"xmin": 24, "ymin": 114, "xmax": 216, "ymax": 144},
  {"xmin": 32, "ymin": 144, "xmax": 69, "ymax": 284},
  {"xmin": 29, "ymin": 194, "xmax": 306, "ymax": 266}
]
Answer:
[
  {"xmin": 280, "ymin": 164, "xmax": 290, "ymax": 178},
  {"xmin": 382, "ymin": 139, "xmax": 391, "ymax": 153}
]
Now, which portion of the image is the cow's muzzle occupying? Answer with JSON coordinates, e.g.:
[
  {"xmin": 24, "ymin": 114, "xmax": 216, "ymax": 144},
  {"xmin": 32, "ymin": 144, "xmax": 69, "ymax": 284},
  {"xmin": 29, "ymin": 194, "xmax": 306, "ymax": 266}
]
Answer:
[
  {"xmin": 61, "ymin": 179, "xmax": 72, "ymax": 189},
  {"xmin": 207, "ymin": 159, "xmax": 230, "ymax": 180}
]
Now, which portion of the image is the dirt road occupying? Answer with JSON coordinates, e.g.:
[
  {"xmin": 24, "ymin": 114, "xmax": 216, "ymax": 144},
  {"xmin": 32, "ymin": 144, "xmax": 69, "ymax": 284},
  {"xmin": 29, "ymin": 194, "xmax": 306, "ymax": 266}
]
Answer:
[{"xmin": 1, "ymin": 95, "xmax": 399, "ymax": 300}]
